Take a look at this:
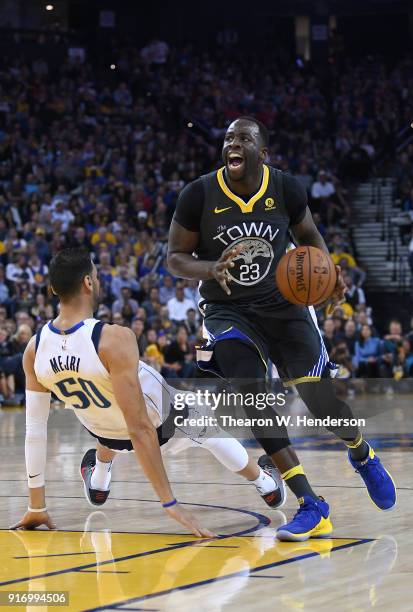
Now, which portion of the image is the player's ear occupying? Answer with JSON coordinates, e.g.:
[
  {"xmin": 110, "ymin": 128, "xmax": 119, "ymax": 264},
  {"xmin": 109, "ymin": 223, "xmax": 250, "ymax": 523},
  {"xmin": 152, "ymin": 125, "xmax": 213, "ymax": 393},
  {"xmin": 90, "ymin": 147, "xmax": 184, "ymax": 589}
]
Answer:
[
  {"xmin": 84, "ymin": 275, "xmax": 93, "ymax": 291},
  {"xmin": 260, "ymin": 147, "xmax": 269, "ymax": 163}
]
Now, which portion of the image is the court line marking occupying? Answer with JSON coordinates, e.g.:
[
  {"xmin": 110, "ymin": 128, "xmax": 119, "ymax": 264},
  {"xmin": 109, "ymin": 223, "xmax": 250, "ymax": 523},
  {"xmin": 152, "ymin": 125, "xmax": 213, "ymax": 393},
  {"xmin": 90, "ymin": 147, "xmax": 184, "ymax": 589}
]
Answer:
[
  {"xmin": 83, "ymin": 538, "xmax": 374, "ymax": 612},
  {"xmin": 1, "ymin": 480, "xmax": 412, "ymax": 491},
  {"xmin": 14, "ymin": 551, "xmax": 98, "ymax": 559},
  {"xmin": 77, "ymin": 570, "xmax": 130, "ymax": 574},
  {"xmin": 0, "ymin": 500, "xmax": 269, "ymax": 587},
  {"xmin": 249, "ymin": 575, "xmax": 283, "ymax": 579}
]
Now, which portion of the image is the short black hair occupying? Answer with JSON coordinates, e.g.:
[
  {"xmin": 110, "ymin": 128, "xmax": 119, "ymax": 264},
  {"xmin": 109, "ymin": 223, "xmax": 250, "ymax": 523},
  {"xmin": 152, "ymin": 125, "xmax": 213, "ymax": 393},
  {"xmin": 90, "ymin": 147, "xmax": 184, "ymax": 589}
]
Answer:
[
  {"xmin": 235, "ymin": 116, "xmax": 270, "ymax": 147},
  {"xmin": 49, "ymin": 248, "xmax": 93, "ymax": 300}
]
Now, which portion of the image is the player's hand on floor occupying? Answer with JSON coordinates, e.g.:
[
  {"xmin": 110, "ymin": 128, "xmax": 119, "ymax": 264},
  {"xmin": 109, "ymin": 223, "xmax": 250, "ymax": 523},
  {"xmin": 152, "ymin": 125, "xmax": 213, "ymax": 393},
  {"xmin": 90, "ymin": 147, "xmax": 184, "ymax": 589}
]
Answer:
[
  {"xmin": 164, "ymin": 503, "xmax": 217, "ymax": 538},
  {"xmin": 10, "ymin": 510, "xmax": 57, "ymax": 531},
  {"xmin": 210, "ymin": 245, "xmax": 243, "ymax": 296}
]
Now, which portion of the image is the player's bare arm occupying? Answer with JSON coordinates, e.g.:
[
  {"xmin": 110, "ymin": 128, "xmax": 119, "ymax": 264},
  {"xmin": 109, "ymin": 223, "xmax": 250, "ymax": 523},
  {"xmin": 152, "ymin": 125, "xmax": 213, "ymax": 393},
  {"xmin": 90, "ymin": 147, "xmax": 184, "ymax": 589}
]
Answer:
[
  {"xmin": 99, "ymin": 323, "xmax": 216, "ymax": 538},
  {"xmin": 167, "ymin": 220, "xmax": 240, "ymax": 295},
  {"xmin": 10, "ymin": 336, "xmax": 56, "ymax": 530},
  {"xmin": 290, "ymin": 206, "xmax": 346, "ymax": 307}
]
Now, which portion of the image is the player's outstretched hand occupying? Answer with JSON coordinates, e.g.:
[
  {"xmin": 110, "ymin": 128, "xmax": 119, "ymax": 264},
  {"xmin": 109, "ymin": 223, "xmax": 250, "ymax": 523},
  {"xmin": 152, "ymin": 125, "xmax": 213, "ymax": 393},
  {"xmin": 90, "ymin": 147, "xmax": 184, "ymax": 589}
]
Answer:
[
  {"xmin": 211, "ymin": 245, "xmax": 242, "ymax": 296},
  {"xmin": 10, "ymin": 510, "xmax": 57, "ymax": 531},
  {"xmin": 164, "ymin": 503, "xmax": 217, "ymax": 538},
  {"xmin": 318, "ymin": 265, "xmax": 347, "ymax": 314}
]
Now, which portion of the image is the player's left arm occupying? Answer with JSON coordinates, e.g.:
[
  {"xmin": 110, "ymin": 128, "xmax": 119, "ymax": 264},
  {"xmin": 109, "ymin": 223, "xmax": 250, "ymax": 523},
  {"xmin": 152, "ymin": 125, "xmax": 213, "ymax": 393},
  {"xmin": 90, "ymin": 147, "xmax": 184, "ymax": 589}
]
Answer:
[
  {"xmin": 10, "ymin": 336, "xmax": 56, "ymax": 530},
  {"xmin": 285, "ymin": 174, "xmax": 346, "ymax": 307}
]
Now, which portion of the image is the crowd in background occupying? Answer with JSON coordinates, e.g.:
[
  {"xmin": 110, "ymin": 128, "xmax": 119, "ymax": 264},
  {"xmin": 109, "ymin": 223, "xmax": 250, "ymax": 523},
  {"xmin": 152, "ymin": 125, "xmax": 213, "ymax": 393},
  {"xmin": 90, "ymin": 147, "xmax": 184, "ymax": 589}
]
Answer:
[{"xmin": 0, "ymin": 37, "xmax": 412, "ymax": 401}]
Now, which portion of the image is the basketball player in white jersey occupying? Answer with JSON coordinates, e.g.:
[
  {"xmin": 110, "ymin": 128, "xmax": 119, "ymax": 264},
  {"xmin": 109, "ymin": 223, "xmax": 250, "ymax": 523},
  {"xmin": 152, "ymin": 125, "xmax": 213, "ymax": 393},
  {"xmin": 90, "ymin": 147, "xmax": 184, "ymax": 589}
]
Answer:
[{"xmin": 11, "ymin": 248, "xmax": 285, "ymax": 535}]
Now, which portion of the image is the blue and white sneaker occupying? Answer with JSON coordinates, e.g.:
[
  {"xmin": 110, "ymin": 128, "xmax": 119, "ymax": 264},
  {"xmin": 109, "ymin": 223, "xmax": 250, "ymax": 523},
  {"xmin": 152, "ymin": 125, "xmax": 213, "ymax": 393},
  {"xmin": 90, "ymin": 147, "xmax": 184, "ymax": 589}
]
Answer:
[
  {"xmin": 276, "ymin": 496, "xmax": 332, "ymax": 542},
  {"xmin": 348, "ymin": 445, "xmax": 396, "ymax": 511}
]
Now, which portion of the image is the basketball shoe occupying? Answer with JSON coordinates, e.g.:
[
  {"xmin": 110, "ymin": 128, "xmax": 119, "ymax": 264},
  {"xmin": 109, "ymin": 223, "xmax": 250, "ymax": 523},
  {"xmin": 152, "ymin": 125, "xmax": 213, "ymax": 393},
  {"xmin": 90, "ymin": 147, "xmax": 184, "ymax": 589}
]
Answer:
[
  {"xmin": 257, "ymin": 455, "xmax": 287, "ymax": 509},
  {"xmin": 80, "ymin": 449, "xmax": 111, "ymax": 507},
  {"xmin": 276, "ymin": 496, "xmax": 332, "ymax": 542},
  {"xmin": 348, "ymin": 444, "xmax": 396, "ymax": 511}
]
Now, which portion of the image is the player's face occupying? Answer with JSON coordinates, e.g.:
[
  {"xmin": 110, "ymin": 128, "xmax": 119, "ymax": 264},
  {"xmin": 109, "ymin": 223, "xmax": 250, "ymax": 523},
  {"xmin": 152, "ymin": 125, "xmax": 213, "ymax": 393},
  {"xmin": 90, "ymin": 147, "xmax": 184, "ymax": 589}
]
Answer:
[{"xmin": 222, "ymin": 121, "xmax": 267, "ymax": 182}]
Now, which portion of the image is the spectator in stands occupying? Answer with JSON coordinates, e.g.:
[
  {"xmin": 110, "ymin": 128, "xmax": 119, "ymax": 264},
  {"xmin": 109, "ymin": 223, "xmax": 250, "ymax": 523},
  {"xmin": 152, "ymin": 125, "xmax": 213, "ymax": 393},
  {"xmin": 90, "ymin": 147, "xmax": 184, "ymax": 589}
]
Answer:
[
  {"xmin": 167, "ymin": 285, "xmax": 196, "ymax": 324},
  {"xmin": 111, "ymin": 266, "xmax": 140, "ymax": 300},
  {"xmin": 162, "ymin": 324, "xmax": 196, "ymax": 378},
  {"xmin": 159, "ymin": 274, "xmax": 176, "ymax": 305},
  {"xmin": 0, "ymin": 267, "xmax": 10, "ymax": 305},
  {"xmin": 295, "ymin": 162, "xmax": 314, "ymax": 194},
  {"xmin": 330, "ymin": 341, "xmax": 354, "ymax": 379},
  {"xmin": 112, "ymin": 287, "xmax": 139, "ymax": 317},
  {"xmin": 185, "ymin": 308, "xmax": 199, "ymax": 340},
  {"xmin": 343, "ymin": 319, "xmax": 358, "ymax": 356},
  {"xmin": 380, "ymin": 320, "xmax": 404, "ymax": 378},
  {"xmin": 353, "ymin": 324, "xmax": 382, "ymax": 378},
  {"xmin": 405, "ymin": 316, "xmax": 413, "ymax": 352},
  {"xmin": 184, "ymin": 279, "xmax": 201, "ymax": 305},
  {"xmin": 311, "ymin": 171, "xmax": 335, "ymax": 222},
  {"xmin": 343, "ymin": 274, "xmax": 366, "ymax": 310},
  {"xmin": 131, "ymin": 317, "xmax": 147, "ymax": 355},
  {"xmin": 400, "ymin": 339, "xmax": 413, "ymax": 377},
  {"xmin": 337, "ymin": 257, "xmax": 366, "ymax": 287},
  {"xmin": 322, "ymin": 318, "xmax": 336, "ymax": 354}
]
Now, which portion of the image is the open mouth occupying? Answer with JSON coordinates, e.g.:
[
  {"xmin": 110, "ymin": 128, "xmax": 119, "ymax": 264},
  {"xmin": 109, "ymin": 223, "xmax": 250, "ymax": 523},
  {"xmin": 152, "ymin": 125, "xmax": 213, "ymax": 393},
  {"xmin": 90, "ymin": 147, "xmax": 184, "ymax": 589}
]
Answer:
[{"xmin": 228, "ymin": 154, "xmax": 244, "ymax": 170}]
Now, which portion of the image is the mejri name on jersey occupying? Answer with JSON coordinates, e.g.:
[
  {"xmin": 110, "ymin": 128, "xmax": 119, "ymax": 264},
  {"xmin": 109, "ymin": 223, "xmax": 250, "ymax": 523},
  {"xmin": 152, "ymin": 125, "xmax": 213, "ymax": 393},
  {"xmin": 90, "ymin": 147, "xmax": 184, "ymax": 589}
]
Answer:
[{"xmin": 50, "ymin": 354, "xmax": 81, "ymax": 374}]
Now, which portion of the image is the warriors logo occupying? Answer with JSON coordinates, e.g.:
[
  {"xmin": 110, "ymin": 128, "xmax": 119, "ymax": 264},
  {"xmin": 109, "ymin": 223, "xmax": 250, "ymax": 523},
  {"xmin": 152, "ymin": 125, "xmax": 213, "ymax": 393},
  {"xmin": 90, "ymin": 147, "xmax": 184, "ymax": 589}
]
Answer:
[{"xmin": 226, "ymin": 237, "xmax": 274, "ymax": 286}]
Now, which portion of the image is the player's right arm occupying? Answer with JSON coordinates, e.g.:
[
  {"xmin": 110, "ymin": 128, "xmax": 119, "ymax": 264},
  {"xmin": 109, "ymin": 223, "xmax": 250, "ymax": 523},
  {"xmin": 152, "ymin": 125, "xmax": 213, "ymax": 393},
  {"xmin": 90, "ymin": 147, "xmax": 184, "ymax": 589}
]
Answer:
[
  {"xmin": 99, "ymin": 324, "xmax": 215, "ymax": 538},
  {"xmin": 10, "ymin": 336, "xmax": 56, "ymax": 530},
  {"xmin": 167, "ymin": 180, "xmax": 240, "ymax": 295}
]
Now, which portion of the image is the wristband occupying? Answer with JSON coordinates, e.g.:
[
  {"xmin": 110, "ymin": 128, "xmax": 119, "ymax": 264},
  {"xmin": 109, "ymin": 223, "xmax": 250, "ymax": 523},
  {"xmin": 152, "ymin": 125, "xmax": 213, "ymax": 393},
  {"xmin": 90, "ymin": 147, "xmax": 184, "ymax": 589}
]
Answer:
[
  {"xmin": 28, "ymin": 506, "xmax": 47, "ymax": 513},
  {"xmin": 162, "ymin": 499, "xmax": 177, "ymax": 508}
]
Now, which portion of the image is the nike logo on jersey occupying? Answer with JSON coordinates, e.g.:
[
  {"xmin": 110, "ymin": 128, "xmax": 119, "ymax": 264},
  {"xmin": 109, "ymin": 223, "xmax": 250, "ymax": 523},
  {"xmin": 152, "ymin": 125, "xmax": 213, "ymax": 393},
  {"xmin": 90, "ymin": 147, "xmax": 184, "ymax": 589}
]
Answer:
[
  {"xmin": 29, "ymin": 473, "xmax": 41, "ymax": 479},
  {"xmin": 214, "ymin": 206, "xmax": 232, "ymax": 214}
]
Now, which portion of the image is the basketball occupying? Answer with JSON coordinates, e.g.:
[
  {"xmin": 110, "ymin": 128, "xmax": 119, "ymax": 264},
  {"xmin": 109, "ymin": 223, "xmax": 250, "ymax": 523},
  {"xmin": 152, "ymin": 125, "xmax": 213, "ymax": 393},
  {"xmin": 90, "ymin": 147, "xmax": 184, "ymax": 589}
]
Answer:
[{"xmin": 276, "ymin": 246, "xmax": 337, "ymax": 306}]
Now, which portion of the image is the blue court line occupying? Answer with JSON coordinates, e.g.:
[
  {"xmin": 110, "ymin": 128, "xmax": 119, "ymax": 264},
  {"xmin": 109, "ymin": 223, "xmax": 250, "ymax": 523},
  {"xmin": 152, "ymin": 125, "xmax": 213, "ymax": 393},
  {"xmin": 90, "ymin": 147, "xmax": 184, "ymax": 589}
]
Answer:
[
  {"xmin": 83, "ymin": 538, "xmax": 374, "ymax": 612},
  {"xmin": 1, "ymin": 501, "xmax": 269, "ymax": 588},
  {"xmin": 15, "ymin": 551, "xmax": 98, "ymax": 559}
]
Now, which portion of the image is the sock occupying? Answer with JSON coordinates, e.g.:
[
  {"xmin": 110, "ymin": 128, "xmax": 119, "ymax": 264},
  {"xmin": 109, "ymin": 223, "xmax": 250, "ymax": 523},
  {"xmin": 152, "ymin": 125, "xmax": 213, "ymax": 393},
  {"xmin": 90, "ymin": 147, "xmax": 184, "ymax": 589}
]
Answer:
[
  {"xmin": 252, "ymin": 467, "xmax": 276, "ymax": 495},
  {"xmin": 90, "ymin": 457, "xmax": 112, "ymax": 490},
  {"xmin": 282, "ymin": 465, "xmax": 318, "ymax": 501},
  {"xmin": 344, "ymin": 433, "xmax": 369, "ymax": 462}
]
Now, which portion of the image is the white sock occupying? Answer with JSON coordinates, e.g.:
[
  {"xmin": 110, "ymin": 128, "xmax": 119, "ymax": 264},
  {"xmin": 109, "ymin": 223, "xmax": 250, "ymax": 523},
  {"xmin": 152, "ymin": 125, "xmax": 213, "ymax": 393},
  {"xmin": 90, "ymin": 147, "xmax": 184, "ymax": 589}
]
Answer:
[
  {"xmin": 90, "ymin": 457, "xmax": 112, "ymax": 490},
  {"xmin": 252, "ymin": 468, "xmax": 276, "ymax": 495}
]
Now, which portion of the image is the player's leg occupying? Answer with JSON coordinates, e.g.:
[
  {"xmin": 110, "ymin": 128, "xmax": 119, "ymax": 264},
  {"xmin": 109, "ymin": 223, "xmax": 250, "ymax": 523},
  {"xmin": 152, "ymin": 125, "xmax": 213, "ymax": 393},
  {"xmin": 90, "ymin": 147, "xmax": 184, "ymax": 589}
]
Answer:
[
  {"xmin": 165, "ymin": 428, "xmax": 286, "ymax": 508},
  {"xmin": 91, "ymin": 442, "xmax": 115, "ymax": 489},
  {"xmin": 214, "ymin": 341, "xmax": 317, "ymax": 487},
  {"xmin": 278, "ymin": 310, "xmax": 396, "ymax": 512},
  {"xmin": 214, "ymin": 340, "xmax": 330, "ymax": 541},
  {"xmin": 80, "ymin": 434, "xmax": 130, "ymax": 507},
  {"xmin": 296, "ymin": 375, "xmax": 396, "ymax": 511}
]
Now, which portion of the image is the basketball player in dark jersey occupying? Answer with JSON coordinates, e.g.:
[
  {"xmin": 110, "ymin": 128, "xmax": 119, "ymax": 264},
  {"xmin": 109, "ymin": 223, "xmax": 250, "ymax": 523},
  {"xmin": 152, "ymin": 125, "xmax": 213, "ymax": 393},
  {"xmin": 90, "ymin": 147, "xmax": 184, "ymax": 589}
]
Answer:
[{"xmin": 167, "ymin": 116, "xmax": 396, "ymax": 541}]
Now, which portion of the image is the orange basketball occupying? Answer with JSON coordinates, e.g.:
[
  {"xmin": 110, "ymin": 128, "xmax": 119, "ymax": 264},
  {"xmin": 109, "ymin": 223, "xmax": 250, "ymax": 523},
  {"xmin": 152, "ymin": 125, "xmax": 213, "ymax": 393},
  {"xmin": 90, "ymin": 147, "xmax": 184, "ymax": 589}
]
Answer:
[{"xmin": 276, "ymin": 246, "xmax": 337, "ymax": 306}]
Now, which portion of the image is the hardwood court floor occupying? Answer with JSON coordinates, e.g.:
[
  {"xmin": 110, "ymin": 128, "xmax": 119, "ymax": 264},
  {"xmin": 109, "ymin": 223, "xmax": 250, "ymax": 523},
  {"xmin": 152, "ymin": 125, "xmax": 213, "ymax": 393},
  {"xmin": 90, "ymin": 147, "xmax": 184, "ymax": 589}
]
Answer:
[{"xmin": 0, "ymin": 407, "xmax": 411, "ymax": 611}]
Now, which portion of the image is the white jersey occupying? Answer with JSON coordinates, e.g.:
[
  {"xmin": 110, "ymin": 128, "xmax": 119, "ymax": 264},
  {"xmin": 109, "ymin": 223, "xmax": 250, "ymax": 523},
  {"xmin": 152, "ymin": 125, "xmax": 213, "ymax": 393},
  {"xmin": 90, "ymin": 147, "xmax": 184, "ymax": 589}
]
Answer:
[{"xmin": 34, "ymin": 318, "xmax": 173, "ymax": 440}]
